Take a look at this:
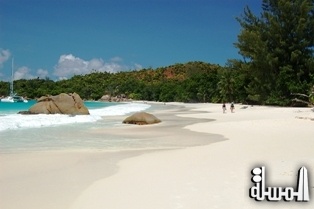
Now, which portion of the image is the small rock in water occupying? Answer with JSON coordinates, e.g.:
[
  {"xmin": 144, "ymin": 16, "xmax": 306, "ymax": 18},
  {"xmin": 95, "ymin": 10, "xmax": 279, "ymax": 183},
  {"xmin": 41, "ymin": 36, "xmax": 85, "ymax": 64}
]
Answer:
[{"xmin": 18, "ymin": 111, "xmax": 38, "ymax": 115}]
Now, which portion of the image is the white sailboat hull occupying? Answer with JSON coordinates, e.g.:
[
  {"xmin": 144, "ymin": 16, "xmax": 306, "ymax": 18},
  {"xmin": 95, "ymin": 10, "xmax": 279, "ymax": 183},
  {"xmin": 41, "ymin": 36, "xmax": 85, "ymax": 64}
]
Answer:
[
  {"xmin": 1, "ymin": 58, "xmax": 28, "ymax": 103},
  {"xmin": 0, "ymin": 96, "xmax": 28, "ymax": 103}
]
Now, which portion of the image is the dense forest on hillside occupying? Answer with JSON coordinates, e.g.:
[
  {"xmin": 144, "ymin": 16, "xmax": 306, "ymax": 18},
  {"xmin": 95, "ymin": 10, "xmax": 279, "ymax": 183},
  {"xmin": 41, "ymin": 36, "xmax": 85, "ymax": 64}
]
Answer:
[
  {"xmin": 1, "ymin": 0, "xmax": 314, "ymax": 106},
  {"xmin": 0, "ymin": 60, "xmax": 312, "ymax": 106},
  {"xmin": 0, "ymin": 61, "xmax": 245, "ymax": 103}
]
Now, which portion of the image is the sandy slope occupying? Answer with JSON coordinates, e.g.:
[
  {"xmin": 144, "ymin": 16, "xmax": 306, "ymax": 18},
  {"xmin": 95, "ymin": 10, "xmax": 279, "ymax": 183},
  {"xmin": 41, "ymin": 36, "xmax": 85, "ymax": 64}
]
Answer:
[
  {"xmin": 71, "ymin": 103, "xmax": 314, "ymax": 209},
  {"xmin": 1, "ymin": 103, "xmax": 313, "ymax": 209}
]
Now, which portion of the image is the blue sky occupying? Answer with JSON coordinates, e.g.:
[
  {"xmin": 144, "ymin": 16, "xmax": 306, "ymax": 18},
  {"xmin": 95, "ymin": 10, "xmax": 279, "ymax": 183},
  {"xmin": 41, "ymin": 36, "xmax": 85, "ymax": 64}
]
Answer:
[{"xmin": 0, "ymin": 0, "xmax": 261, "ymax": 80}]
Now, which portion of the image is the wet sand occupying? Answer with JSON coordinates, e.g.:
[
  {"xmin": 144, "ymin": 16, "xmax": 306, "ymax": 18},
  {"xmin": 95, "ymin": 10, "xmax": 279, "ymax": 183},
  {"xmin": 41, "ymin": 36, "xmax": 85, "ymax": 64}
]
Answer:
[{"xmin": 0, "ymin": 102, "xmax": 222, "ymax": 209}]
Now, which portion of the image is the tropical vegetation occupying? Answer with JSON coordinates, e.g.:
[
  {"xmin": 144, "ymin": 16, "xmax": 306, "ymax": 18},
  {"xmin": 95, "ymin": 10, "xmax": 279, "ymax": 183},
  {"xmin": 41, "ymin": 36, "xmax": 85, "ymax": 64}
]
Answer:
[{"xmin": 0, "ymin": 0, "xmax": 313, "ymax": 106}]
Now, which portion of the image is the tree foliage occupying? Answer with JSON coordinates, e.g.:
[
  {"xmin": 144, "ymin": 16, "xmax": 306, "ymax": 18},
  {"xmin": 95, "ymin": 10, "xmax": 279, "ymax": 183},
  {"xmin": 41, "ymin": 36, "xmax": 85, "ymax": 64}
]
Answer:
[
  {"xmin": 1, "ymin": 1, "xmax": 313, "ymax": 106},
  {"xmin": 235, "ymin": 0, "xmax": 314, "ymax": 105},
  {"xmin": 1, "ymin": 62, "xmax": 237, "ymax": 103}
]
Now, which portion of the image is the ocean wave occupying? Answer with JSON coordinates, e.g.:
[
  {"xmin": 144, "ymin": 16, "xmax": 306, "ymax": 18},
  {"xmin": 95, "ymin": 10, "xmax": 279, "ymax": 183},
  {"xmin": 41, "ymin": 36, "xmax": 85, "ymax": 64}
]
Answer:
[{"xmin": 0, "ymin": 102, "xmax": 150, "ymax": 132}]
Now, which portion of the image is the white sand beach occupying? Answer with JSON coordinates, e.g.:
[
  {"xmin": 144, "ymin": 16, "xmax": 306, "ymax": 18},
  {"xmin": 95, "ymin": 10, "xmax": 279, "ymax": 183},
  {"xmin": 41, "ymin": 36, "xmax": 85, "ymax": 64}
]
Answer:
[
  {"xmin": 1, "ymin": 103, "xmax": 314, "ymax": 209},
  {"xmin": 71, "ymin": 103, "xmax": 314, "ymax": 209}
]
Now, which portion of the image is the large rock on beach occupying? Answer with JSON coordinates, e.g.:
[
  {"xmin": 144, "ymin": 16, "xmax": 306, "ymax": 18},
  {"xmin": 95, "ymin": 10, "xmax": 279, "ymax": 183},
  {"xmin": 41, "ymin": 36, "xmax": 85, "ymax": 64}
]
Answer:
[
  {"xmin": 99, "ymin": 94, "xmax": 131, "ymax": 102},
  {"xmin": 99, "ymin": 94, "xmax": 111, "ymax": 102},
  {"xmin": 122, "ymin": 112, "xmax": 161, "ymax": 125},
  {"xmin": 27, "ymin": 93, "xmax": 89, "ymax": 115}
]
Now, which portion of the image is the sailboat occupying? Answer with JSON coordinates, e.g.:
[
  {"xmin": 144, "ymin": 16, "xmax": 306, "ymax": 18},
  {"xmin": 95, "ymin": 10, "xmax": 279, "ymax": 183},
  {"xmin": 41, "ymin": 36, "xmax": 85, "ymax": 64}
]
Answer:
[{"xmin": 0, "ymin": 58, "xmax": 28, "ymax": 103}]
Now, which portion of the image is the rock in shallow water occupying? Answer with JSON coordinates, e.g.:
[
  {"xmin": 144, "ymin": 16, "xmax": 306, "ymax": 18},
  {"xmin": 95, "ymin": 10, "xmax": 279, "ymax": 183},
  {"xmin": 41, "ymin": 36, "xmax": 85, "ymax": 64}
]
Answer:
[
  {"xmin": 122, "ymin": 112, "xmax": 161, "ymax": 125},
  {"xmin": 26, "ymin": 93, "xmax": 90, "ymax": 115},
  {"xmin": 17, "ymin": 111, "xmax": 38, "ymax": 115}
]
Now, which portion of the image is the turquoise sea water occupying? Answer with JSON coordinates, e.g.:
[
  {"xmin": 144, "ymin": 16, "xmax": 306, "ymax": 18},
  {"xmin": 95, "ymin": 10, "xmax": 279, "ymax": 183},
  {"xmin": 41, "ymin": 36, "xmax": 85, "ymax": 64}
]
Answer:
[
  {"xmin": 0, "ymin": 100, "xmax": 36, "ymax": 114},
  {"xmin": 0, "ymin": 100, "xmax": 116, "ymax": 114},
  {"xmin": 0, "ymin": 101, "xmax": 152, "ymax": 153}
]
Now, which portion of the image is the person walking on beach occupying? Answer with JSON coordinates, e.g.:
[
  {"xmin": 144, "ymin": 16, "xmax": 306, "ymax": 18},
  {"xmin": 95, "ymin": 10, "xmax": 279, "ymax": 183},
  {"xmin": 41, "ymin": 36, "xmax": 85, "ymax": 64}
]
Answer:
[
  {"xmin": 230, "ymin": 102, "xmax": 235, "ymax": 113},
  {"xmin": 222, "ymin": 103, "xmax": 226, "ymax": 113}
]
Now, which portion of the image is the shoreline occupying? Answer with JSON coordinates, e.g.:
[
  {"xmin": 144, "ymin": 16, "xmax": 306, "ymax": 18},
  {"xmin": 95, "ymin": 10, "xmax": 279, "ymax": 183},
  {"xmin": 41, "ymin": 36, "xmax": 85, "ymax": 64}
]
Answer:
[
  {"xmin": 71, "ymin": 103, "xmax": 314, "ymax": 209},
  {"xmin": 0, "ymin": 102, "xmax": 224, "ymax": 209},
  {"xmin": 1, "ymin": 102, "xmax": 314, "ymax": 209}
]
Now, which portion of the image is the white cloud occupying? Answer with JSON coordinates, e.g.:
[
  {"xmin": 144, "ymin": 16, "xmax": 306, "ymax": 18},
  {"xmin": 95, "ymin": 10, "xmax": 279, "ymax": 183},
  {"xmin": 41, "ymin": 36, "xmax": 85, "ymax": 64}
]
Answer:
[
  {"xmin": 54, "ymin": 54, "xmax": 89, "ymax": 77},
  {"xmin": 88, "ymin": 58, "xmax": 105, "ymax": 70},
  {"xmin": 6, "ymin": 67, "xmax": 50, "ymax": 80},
  {"xmin": 0, "ymin": 49, "xmax": 11, "ymax": 67},
  {"xmin": 133, "ymin": 63, "xmax": 143, "ymax": 70},
  {"xmin": 53, "ymin": 54, "xmax": 142, "ymax": 79},
  {"xmin": 37, "ymin": 68, "xmax": 49, "ymax": 78},
  {"xmin": 14, "ymin": 66, "xmax": 35, "ymax": 80},
  {"xmin": 1, "ymin": 52, "xmax": 143, "ymax": 80}
]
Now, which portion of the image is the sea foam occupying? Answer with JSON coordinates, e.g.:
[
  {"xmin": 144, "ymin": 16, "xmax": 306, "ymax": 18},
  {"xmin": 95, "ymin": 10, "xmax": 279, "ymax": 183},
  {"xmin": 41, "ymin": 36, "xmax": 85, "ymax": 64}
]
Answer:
[{"xmin": 0, "ymin": 102, "xmax": 150, "ymax": 132}]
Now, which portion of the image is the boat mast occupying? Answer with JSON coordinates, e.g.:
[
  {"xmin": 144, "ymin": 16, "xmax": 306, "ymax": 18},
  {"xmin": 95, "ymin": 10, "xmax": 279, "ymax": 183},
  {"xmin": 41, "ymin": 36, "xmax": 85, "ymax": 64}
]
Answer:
[{"xmin": 10, "ymin": 57, "xmax": 14, "ymax": 96}]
